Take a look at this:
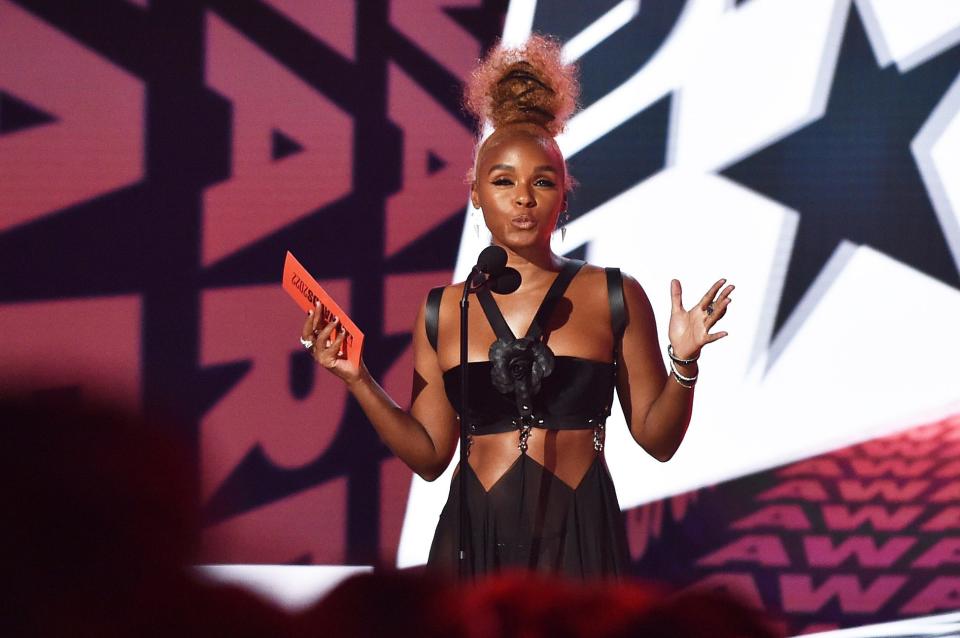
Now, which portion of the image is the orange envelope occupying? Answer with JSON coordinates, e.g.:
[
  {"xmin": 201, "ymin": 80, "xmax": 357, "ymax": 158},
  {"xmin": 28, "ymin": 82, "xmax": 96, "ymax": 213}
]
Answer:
[{"xmin": 282, "ymin": 251, "xmax": 364, "ymax": 368}]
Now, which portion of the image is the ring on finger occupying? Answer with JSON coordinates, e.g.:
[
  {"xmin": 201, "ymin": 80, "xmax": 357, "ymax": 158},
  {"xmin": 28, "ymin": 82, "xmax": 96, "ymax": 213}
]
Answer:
[
  {"xmin": 299, "ymin": 336, "xmax": 315, "ymax": 350},
  {"xmin": 706, "ymin": 302, "xmax": 715, "ymax": 316}
]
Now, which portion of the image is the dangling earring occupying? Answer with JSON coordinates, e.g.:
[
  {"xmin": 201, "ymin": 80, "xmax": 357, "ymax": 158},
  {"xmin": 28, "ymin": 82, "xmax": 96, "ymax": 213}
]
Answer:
[
  {"xmin": 472, "ymin": 209, "xmax": 481, "ymax": 239},
  {"xmin": 559, "ymin": 210, "xmax": 570, "ymax": 242}
]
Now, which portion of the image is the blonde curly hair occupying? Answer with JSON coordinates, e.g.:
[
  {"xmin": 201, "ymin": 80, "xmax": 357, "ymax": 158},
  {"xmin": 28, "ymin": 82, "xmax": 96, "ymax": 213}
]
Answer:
[
  {"xmin": 464, "ymin": 33, "xmax": 579, "ymax": 136},
  {"xmin": 464, "ymin": 34, "xmax": 580, "ymax": 189}
]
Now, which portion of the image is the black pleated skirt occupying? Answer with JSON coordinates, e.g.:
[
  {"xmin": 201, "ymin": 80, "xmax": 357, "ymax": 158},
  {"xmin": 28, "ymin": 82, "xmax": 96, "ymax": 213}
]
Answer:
[{"xmin": 426, "ymin": 453, "xmax": 630, "ymax": 579}]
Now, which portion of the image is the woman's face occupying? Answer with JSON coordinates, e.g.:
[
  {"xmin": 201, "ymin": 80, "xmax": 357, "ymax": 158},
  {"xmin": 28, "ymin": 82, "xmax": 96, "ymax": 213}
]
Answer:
[{"xmin": 470, "ymin": 130, "xmax": 566, "ymax": 251}]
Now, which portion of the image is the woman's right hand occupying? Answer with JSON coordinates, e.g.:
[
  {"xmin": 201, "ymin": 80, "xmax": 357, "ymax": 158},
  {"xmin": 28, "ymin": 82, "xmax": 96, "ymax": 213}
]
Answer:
[{"xmin": 302, "ymin": 305, "xmax": 363, "ymax": 385}]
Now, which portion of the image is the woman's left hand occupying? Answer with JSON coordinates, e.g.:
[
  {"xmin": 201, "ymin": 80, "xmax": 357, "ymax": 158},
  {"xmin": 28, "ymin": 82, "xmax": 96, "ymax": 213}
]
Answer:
[{"xmin": 668, "ymin": 278, "xmax": 734, "ymax": 360}]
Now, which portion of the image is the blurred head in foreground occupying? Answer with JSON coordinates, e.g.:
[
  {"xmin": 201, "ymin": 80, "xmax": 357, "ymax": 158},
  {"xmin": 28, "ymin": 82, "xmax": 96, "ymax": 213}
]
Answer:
[
  {"xmin": 0, "ymin": 393, "xmax": 292, "ymax": 637},
  {"xmin": 304, "ymin": 569, "xmax": 778, "ymax": 638}
]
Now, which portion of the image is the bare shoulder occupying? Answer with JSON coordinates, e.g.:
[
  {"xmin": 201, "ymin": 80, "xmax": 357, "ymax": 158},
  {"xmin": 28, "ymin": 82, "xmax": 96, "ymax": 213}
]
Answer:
[
  {"xmin": 436, "ymin": 281, "xmax": 464, "ymax": 313},
  {"xmin": 574, "ymin": 262, "xmax": 645, "ymax": 295},
  {"xmin": 619, "ymin": 270, "xmax": 650, "ymax": 300},
  {"xmin": 576, "ymin": 261, "xmax": 607, "ymax": 277},
  {"xmin": 581, "ymin": 265, "xmax": 655, "ymax": 325}
]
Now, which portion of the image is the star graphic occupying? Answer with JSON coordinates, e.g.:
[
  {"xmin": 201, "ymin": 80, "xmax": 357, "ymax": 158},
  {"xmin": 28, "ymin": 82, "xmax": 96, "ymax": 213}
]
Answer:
[
  {"xmin": 567, "ymin": 95, "xmax": 671, "ymax": 221},
  {"xmin": 533, "ymin": 0, "xmax": 686, "ymax": 110},
  {"xmin": 722, "ymin": 5, "xmax": 960, "ymax": 347}
]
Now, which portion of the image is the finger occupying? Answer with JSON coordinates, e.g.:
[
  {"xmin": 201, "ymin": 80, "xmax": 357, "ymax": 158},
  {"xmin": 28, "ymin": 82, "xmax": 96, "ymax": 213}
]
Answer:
[
  {"xmin": 698, "ymin": 279, "xmax": 726, "ymax": 310},
  {"xmin": 715, "ymin": 284, "xmax": 735, "ymax": 302},
  {"xmin": 671, "ymin": 279, "xmax": 683, "ymax": 313},
  {"xmin": 316, "ymin": 315, "xmax": 340, "ymax": 342},
  {"xmin": 311, "ymin": 302, "xmax": 322, "ymax": 334},
  {"xmin": 705, "ymin": 330, "xmax": 729, "ymax": 343},
  {"xmin": 302, "ymin": 309, "xmax": 316, "ymax": 340},
  {"xmin": 706, "ymin": 296, "xmax": 732, "ymax": 326},
  {"xmin": 318, "ymin": 331, "xmax": 346, "ymax": 368}
]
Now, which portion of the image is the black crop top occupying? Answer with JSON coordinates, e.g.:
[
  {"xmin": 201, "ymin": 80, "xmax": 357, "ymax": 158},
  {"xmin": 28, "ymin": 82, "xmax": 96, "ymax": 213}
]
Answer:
[{"xmin": 425, "ymin": 260, "xmax": 626, "ymax": 435}]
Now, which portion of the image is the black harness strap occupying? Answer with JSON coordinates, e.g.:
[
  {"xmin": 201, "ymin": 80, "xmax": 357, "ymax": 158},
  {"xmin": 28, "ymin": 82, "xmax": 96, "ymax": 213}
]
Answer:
[
  {"xmin": 525, "ymin": 259, "xmax": 584, "ymax": 341},
  {"xmin": 425, "ymin": 286, "xmax": 444, "ymax": 351},
  {"xmin": 476, "ymin": 259, "xmax": 585, "ymax": 343},
  {"xmin": 605, "ymin": 267, "xmax": 627, "ymax": 349},
  {"xmin": 476, "ymin": 286, "xmax": 516, "ymax": 341}
]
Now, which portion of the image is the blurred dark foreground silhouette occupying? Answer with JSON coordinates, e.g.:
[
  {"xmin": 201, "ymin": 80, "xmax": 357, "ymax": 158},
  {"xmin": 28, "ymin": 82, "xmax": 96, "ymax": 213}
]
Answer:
[
  {"xmin": 303, "ymin": 569, "xmax": 781, "ymax": 638},
  {"xmin": 1, "ymin": 393, "xmax": 778, "ymax": 637}
]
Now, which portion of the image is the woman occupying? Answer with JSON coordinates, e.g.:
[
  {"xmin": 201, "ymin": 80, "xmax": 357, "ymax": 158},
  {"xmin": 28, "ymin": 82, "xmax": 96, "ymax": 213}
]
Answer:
[{"xmin": 301, "ymin": 36, "xmax": 733, "ymax": 578}]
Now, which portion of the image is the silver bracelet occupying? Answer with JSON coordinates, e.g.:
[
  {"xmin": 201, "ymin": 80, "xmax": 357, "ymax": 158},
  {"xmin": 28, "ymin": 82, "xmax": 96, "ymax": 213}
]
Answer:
[
  {"xmin": 667, "ymin": 344, "xmax": 699, "ymax": 365},
  {"xmin": 671, "ymin": 371, "xmax": 695, "ymax": 388},
  {"xmin": 669, "ymin": 358, "xmax": 698, "ymax": 387}
]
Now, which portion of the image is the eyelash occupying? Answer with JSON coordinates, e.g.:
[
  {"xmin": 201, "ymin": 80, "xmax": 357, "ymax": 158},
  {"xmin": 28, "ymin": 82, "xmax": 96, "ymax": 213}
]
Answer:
[{"xmin": 491, "ymin": 177, "xmax": 555, "ymax": 187}]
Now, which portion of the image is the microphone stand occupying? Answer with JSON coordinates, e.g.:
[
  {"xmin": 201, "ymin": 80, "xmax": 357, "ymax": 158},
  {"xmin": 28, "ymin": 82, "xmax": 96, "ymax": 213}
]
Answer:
[
  {"xmin": 458, "ymin": 270, "xmax": 484, "ymax": 581},
  {"xmin": 455, "ymin": 245, "xmax": 518, "ymax": 580}
]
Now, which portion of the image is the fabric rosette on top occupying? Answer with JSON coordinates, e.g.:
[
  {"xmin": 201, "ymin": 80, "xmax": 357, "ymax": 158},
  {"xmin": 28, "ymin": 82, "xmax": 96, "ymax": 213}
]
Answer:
[{"xmin": 489, "ymin": 337, "xmax": 555, "ymax": 419}]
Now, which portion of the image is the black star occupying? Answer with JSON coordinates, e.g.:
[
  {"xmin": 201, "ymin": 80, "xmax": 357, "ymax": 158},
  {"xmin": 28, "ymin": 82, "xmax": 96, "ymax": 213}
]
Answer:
[
  {"xmin": 533, "ymin": 0, "xmax": 686, "ymax": 110},
  {"xmin": 723, "ymin": 5, "xmax": 960, "ymax": 351}
]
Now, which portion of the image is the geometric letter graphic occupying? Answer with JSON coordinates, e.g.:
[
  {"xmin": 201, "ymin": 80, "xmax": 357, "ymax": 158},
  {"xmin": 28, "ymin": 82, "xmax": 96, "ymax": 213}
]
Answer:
[
  {"xmin": 202, "ymin": 12, "xmax": 352, "ymax": 265},
  {"xmin": 199, "ymin": 284, "xmax": 350, "ymax": 501},
  {"xmin": 0, "ymin": 0, "xmax": 144, "ymax": 233},
  {"xmin": 201, "ymin": 478, "xmax": 346, "ymax": 564},
  {"xmin": 0, "ymin": 296, "xmax": 141, "ymax": 405},
  {"xmin": 385, "ymin": 63, "xmax": 473, "ymax": 256},
  {"xmin": 389, "ymin": 0, "xmax": 481, "ymax": 79}
]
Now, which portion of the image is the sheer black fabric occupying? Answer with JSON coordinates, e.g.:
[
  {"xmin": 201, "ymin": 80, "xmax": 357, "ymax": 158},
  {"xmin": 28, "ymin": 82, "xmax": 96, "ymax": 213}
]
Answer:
[{"xmin": 427, "ymin": 454, "xmax": 630, "ymax": 578}]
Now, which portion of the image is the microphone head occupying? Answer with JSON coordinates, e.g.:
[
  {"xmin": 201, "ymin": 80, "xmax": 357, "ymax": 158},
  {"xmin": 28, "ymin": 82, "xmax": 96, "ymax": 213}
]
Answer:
[
  {"xmin": 490, "ymin": 267, "xmax": 521, "ymax": 294},
  {"xmin": 477, "ymin": 245, "xmax": 508, "ymax": 276}
]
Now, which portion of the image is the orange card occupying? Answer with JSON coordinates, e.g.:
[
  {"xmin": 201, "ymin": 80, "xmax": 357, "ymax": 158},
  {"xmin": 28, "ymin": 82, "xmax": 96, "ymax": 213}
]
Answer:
[{"xmin": 282, "ymin": 251, "xmax": 364, "ymax": 368}]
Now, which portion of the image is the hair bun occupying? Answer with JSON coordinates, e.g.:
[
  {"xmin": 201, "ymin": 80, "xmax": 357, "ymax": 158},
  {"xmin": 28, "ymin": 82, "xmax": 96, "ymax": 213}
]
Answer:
[{"xmin": 464, "ymin": 34, "xmax": 579, "ymax": 137}]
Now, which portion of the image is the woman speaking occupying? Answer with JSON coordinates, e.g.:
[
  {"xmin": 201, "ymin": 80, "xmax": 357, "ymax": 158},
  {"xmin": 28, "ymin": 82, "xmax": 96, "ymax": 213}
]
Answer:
[{"xmin": 300, "ymin": 35, "xmax": 733, "ymax": 579}]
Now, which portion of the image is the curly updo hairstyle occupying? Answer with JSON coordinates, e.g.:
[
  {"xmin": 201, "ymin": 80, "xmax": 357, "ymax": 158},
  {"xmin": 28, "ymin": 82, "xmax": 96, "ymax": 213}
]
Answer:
[{"xmin": 464, "ymin": 34, "xmax": 580, "ymax": 188}]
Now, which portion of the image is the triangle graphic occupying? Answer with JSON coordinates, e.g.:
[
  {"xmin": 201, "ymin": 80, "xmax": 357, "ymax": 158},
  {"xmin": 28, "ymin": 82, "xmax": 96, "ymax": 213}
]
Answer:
[
  {"xmin": 426, "ymin": 150, "xmax": 447, "ymax": 175},
  {"xmin": 0, "ymin": 91, "xmax": 57, "ymax": 135},
  {"xmin": 271, "ymin": 128, "xmax": 305, "ymax": 161}
]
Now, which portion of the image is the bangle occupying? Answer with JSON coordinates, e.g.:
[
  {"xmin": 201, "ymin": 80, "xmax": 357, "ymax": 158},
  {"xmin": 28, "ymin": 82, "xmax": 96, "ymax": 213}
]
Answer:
[
  {"xmin": 669, "ymin": 359, "xmax": 697, "ymax": 388},
  {"xmin": 671, "ymin": 371, "xmax": 695, "ymax": 388},
  {"xmin": 667, "ymin": 344, "xmax": 699, "ymax": 365}
]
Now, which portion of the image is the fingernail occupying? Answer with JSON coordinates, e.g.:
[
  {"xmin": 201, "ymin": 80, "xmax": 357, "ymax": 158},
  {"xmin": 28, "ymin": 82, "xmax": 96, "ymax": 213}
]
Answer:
[
  {"xmin": 315, "ymin": 300, "xmax": 320, "ymax": 307},
  {"xmin": 308, "ymin": 310, "xmax": 313, "ymax": 316}
]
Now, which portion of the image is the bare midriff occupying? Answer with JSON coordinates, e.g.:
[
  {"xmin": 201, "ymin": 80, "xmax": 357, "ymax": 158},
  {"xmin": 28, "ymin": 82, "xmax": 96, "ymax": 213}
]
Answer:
[{"xmin": 463, "ymin": 427, "xmax": 598, "ymax": 491}]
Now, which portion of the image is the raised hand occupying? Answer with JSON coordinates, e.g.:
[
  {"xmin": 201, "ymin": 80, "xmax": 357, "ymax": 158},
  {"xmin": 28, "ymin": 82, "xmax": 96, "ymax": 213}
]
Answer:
[
  {"xmin": 300, "ymin": 304, "xmax": 362, "ymax": 384},
  {"xmin": 668, "ymin": 278, "xmax": 733, "ymax": 360}
]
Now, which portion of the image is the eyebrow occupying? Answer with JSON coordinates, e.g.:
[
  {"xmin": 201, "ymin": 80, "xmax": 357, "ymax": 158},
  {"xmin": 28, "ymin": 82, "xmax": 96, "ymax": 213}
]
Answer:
[{"xmin": 487, "ymin": 164, "xmax": 558, "ymax": 174}]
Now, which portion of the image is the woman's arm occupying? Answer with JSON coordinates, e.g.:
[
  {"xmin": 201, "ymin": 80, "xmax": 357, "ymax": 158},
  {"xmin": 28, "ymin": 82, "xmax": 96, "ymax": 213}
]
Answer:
[
  {"xmin": 613, "ymin": 274, "xmax": 731, "ymax": 462},
  {"xmin": 305, "ymin": 296, "xmax": 459, "ymax": 481}
]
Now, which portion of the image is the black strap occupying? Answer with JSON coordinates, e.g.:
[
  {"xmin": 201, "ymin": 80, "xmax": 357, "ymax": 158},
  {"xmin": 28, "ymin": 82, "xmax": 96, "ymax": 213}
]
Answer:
[
  {"xmin": 476, "ymin": 259, "xmax": 585, "ymax": 343},
  {"xmin": 477, "ymin": 286, "xmax": 516, "ymax": 341},
  {"xmin": 425, "ymin": 286, "xmax": 444, "ymax": 351},
  {"xmin": 526, "ymin": 259, "xmax": 584, "ymax": 341},
  {"xmin": 605, "ymin": 267, "xmax": 626, "ymax": 346}
]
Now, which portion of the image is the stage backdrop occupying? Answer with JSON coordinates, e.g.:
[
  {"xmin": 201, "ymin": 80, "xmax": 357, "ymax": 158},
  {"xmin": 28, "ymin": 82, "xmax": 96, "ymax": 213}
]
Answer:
[{"xmin": 2, "ymin": 0, "xmax": 959, "ymax": 634}]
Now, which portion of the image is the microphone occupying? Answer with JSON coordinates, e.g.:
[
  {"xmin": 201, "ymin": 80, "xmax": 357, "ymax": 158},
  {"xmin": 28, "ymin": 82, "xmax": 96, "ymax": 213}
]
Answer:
[
  {"xmin": 490, "ymin": 267, "xmax": 521, "ymax": 294},
  {"xmin": 471, "ymin": 246, "xmax": 520, "ymax": 294},
  {"xmin": 475, "ymin": 245, "xmax": 507, "ymax": 276}
]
